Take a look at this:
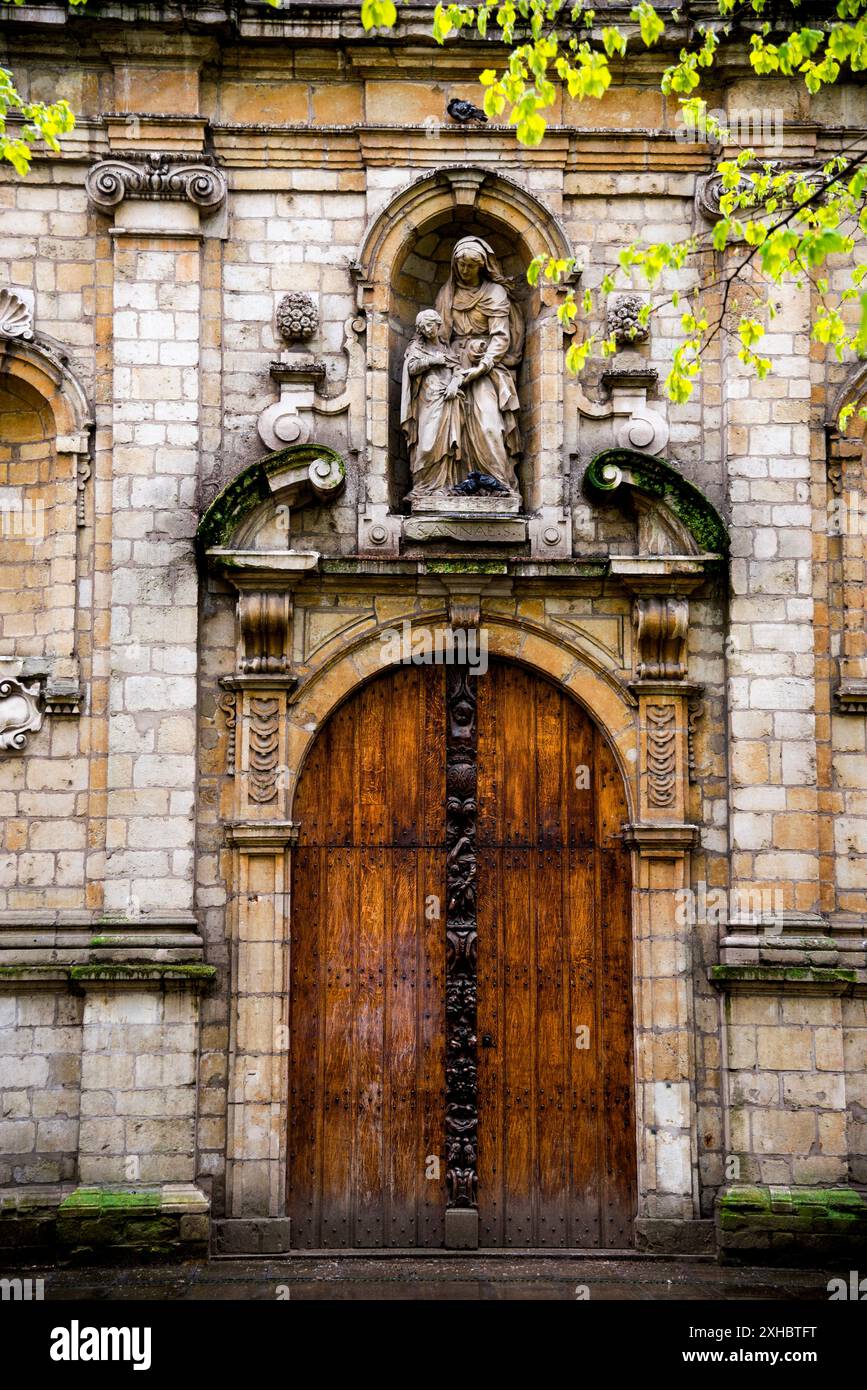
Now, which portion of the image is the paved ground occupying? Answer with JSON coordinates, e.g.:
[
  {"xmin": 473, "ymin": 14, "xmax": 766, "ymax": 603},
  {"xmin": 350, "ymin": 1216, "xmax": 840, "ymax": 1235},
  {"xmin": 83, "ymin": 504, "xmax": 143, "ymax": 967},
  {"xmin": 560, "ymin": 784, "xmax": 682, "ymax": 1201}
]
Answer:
[{"xmin": 31, "ymin": 1255, "xmax": 838, "ymax": 1301}]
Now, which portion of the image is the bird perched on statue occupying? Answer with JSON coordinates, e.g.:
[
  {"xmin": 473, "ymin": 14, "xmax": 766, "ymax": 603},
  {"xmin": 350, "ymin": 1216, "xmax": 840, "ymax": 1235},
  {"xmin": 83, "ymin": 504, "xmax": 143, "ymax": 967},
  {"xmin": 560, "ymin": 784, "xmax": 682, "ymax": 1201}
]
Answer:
[{"xmin": 446, "ymin": 98, "xmax": 488, "ymax": 125}]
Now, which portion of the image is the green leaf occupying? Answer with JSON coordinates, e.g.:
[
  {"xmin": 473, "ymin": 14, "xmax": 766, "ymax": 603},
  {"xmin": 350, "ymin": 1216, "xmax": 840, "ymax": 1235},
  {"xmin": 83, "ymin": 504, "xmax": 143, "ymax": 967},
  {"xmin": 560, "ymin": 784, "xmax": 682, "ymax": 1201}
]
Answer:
[
  {"xmin": 361, "ymin": 0, "xmax": 397, "ymax": 30},
  {"xmin": 601, "ymin": 26, "xmax": 626, "ymax": 58}
]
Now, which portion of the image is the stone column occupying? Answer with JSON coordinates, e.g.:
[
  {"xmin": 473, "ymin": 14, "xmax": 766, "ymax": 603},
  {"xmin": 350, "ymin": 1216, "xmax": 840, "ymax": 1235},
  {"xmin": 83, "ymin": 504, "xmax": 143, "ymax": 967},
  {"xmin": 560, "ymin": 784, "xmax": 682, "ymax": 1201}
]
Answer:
[
  {"xmin": 49, "ymin": 158, "xmax": 229, "ymax": 1255},
  {"xmin": 723, "ymin": 280, "xmax": 822, "ymax": 918}
]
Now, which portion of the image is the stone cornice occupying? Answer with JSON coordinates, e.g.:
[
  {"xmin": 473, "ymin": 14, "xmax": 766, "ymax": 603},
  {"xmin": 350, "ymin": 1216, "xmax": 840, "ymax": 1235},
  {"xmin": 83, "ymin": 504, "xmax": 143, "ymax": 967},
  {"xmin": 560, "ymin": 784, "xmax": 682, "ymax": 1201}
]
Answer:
[
  {"xmin": 710, "ymin": 965, "xmax": 861, "ymax": 997},
  {"xmin": 226, "ymin": 820, "xmax": 300, "ymax": 851},
  {"xmin": 621, "ymin": 822, "xmax": 700, "ymax": 855},
  {"xmin": 0, "ymin": 963, "xmax": 215, "ymax": 991}
]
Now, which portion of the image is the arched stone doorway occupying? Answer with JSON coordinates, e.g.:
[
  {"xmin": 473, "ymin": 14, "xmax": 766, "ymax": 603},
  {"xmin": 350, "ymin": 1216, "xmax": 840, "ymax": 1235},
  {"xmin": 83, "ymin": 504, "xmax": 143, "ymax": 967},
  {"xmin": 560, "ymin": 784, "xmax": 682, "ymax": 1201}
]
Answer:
[{"xmin": 287, "ymin": 657, "xmax": 636, "ymax": 1249}]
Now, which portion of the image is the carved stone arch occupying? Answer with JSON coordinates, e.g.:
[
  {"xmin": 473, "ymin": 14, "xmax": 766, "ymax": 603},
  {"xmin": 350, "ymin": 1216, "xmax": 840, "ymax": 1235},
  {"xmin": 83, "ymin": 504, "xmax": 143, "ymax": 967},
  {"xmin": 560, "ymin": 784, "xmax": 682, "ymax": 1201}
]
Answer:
[
  {"xmin": 198, "ymin": 443, "xmax": 348, "ymax": 681},
  {"xmin": 355, "ymin": 166, "xmax": 573, "ymax": 284},
  {"xmin": 284, "ymin": 618, "xmax": 639, "ymax": 826},
  {"xmin": 352, "ymin": 168, "xmax": 575, "ymax": 550},
  {"xmin": 0, "ymin": 335, "xmax": 91, "ymax": 441},
  {"xmin": 197, "ymin": 442, "xmax": 347, "ymax": 556}
]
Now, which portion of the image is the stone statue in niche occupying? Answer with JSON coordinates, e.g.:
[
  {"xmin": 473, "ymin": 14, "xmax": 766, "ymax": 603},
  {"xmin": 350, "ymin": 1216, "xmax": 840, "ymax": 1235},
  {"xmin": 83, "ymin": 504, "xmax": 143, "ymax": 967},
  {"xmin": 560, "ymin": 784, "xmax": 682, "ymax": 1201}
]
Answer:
[{"xmin": 400, "ymin": 237, "xmax": 524, "ymax": 504}]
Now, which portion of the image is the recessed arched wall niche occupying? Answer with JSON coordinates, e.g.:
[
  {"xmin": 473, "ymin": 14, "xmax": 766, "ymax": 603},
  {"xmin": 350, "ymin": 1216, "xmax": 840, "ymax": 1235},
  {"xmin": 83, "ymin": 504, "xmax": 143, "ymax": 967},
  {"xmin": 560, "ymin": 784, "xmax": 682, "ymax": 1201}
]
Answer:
[
  {"xmin": 353, "ymin": 168, "xmax": 574, "ymax": 552},
  {"xmin": 388, "ymin": 216, "xmax": 538, "ymax": 508}
]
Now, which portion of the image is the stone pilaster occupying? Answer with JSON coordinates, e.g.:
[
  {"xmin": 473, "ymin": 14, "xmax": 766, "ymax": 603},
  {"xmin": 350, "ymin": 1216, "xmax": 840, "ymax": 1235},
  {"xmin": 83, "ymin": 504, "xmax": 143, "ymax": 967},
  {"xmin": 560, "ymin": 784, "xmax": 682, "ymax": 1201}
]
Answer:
[
  {"xmin": 723, "ymin": 280, "xmax": 822, "ymax": 917},
  {"xmin": 86, "ymin": 157, "xmax": 226, "ymax": 917},
  {"xmin": 617, "ymin": 560, "xmax": 704, "ymax": 1238}
]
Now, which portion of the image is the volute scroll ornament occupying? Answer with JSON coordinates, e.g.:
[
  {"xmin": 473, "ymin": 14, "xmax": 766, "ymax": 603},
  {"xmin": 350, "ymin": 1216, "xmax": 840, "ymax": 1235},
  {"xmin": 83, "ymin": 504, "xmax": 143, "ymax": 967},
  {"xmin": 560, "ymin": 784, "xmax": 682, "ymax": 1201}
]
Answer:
[
  {"xmin": 0, "ymin": 676, "xmax": 44, "ymax": 752},
  {"xmin": 85, "ymin": 154, "xmax": 227, "ymax": 214},
  {"xmin": 633, "ymin": 596, "xmax": 690, "ymax": 681}
]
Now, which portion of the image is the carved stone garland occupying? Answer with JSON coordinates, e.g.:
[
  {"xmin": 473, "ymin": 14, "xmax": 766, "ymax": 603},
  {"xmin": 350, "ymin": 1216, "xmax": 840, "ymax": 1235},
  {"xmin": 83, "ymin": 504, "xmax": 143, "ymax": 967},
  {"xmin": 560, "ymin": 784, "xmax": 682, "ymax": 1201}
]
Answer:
[
  {"xmin": 248, "ymin": 696, "xmax": 280, "ymax": 804},
  {"xmin": 646, "ymin": 703, "xmax": 677, "ymax": 808},
  {"xmin": 444, "ymin": 663, "xmax": 478, "ymax": 1232}
]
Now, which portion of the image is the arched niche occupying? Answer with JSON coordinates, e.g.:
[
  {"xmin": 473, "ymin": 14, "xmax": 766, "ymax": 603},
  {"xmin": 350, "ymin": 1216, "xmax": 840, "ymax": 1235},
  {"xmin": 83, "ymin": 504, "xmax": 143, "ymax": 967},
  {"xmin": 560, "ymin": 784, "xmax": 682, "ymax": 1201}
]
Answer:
[
  {"xmin": 354, "ymin": 168, "xmax": 573, "ymax": 518},
  {"xmin": 0, "ymin": 338, "xmax": 91, "ymax": 665}
]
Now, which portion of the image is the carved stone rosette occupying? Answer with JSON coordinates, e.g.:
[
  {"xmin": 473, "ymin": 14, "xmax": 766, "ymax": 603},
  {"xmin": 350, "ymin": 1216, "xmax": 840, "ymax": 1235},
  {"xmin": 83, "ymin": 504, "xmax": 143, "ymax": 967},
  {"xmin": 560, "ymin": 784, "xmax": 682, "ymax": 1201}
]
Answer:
[
  {"xmin": 444, "ymin": 664, "xmax": 478, "ymax": 1225},
  {"xmin": 607, "ymin": 293, "xmax": 650, "ymax": 346}
]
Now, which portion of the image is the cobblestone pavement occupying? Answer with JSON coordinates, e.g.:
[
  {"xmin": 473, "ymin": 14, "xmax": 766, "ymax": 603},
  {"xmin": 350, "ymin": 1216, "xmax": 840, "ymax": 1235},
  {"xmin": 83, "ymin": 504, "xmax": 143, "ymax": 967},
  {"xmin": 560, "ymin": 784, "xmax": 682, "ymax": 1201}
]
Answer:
[{"xmin": 30, "ymin": 1256, "xmax": 839, "ymax": 1301}]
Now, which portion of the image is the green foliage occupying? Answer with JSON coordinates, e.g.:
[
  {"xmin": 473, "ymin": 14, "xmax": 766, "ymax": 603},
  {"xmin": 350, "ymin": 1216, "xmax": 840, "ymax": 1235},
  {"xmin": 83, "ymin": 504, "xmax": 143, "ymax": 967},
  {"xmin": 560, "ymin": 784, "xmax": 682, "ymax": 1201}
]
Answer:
[
  {"xmin": 0, "ymin": 61, "xmax": 74, "ymax": 176},
  {"xmin": 363, "ymin": 0, "xmax": 867, "ymax": 423}
]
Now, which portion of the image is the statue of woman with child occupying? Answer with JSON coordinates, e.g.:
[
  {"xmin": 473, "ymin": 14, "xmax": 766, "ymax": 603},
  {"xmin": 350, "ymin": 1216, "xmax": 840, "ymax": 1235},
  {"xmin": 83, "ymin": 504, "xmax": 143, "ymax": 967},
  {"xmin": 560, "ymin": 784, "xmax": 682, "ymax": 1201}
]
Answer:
[{"xmin": 400, "ymin": 236, "xmax": 524, "ymax": 501}]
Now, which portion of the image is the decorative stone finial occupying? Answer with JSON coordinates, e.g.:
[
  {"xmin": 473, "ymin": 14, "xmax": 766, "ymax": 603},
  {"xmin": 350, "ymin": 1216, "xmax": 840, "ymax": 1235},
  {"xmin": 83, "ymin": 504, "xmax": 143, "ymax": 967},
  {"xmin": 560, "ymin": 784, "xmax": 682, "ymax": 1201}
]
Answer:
[
  {"xmin": 276, "ymin": 292, "xmax": 319, "ymax": 344},
  {"xmin": 607, "ymin": 293, "xmax": 650, "ymax": 346}
]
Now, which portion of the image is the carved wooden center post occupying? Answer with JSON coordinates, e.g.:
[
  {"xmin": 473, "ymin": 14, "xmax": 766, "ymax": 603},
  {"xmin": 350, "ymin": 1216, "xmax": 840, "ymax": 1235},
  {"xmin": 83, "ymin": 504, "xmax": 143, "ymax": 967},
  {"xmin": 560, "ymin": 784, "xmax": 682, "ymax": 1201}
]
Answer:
[{"xmin": 444, "ymin": 660, "xmax": 479, "ymax": 1248}]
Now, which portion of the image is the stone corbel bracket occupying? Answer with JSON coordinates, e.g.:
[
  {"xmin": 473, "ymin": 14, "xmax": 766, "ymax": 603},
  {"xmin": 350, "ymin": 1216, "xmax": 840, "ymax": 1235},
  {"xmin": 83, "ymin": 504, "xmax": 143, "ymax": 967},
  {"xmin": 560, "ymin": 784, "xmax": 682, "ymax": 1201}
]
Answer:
[
  {"xmin": 577, "ymin": 353, "xmax": 669, "ymax": 457},
  {"xmin": 258, "ymin": 316, "xmax": 366, "ymax": 454},
  {"xmin": 600, "ymin": 485, "xmax": 724, "ymax": 827},
  {"xmin": 85, "ymin": 154, "xmax": 227, "ymax": 235},
  {"xmin": 835, "ymin": 675, "xmax": 867, "ymax": 715},
  {"xmin": 418, "ymin": 567, "xmax": 513, "ymax": 630}
]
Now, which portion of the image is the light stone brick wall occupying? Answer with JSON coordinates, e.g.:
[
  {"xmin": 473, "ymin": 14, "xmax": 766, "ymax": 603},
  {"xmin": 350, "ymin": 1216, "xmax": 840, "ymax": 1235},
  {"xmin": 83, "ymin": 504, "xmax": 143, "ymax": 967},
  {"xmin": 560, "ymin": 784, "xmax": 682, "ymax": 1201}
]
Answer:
[
  {"xmin": 725, "ymin": 992, "xmax": 848, "ymax": 1187},
  {"xmin": 102, "ymin": 238, "xmax": 200, "ymax": 917},
  {"xmin": 0, "ymin": 990, "xmax": 82, "ymax": 1186},
  {"xmin": 78, "ymin": 987, "xmax": 199, "ymax": 1186},
  {"xmin": 842, "ymin": 996, "xmax": 867, "ymax": 1184}
]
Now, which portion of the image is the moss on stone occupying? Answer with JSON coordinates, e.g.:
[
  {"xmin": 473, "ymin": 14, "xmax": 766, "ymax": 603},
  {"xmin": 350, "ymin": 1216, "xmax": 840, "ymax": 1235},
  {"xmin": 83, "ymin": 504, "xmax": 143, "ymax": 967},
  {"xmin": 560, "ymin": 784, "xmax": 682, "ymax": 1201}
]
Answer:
[
  {"xmin": 425, "ymin": 560, "xmax": 509, "ymax": 575},
  {"xmin": 60, "ymin": 1188, "xmax": 163, "ymax": 1212},
  {"xmin": 584, "ymin": 447, "xmax": 730, "ymax": 555},
  {"xmin": 70, "ymin": 963, "xmax": 216, "ymax": 983},
  {"xmin": 719, "ymin": 1186, "xmax": 867, "ymax": 1237},
  {"xmin": 197, "ymin": 443, "xmax": 346, "ymax": 551},
  {"xmin": 711, "ymin": 964, "xmax": 856, "ymax": 986}
]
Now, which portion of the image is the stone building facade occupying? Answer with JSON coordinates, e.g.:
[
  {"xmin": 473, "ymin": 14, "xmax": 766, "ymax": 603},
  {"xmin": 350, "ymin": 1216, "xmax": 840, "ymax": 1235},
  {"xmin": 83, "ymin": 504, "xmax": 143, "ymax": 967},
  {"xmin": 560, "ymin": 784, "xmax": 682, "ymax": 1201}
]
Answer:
[{"xmin": 0, "ymin": 2, "xmax": 865, "ymax": 1261}]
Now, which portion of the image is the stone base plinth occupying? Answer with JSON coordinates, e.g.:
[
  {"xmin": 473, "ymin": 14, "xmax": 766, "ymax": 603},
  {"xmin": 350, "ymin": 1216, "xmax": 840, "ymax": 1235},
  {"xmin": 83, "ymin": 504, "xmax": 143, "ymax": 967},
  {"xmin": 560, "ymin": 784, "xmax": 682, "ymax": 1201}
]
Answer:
[
  {"xmin": 211, "ymin": 1217, "xmax": 292, "ymax": 1256},
  {"xmin": 56, "ymin": 1185, "xmax": 210, "ymax": 1264},
  {"xmin": 717, "ymin": 1185, "xmax": 867, "ymax": 1262},
  {"xmin": 634, "ymin": 1218, "xmax": 716, "ymax": 1255}
]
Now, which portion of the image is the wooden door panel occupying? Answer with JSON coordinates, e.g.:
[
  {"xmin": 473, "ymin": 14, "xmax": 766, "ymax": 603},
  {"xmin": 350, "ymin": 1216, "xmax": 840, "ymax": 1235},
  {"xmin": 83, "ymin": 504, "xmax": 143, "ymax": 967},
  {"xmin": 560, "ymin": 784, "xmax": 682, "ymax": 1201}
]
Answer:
[
  {"xmin": 289, "ymin": 665, "xmax": 446, "ymax": 1249},
  {"xmin": 476, "ymin": 660, "xmax": 636, "ymax": 1249},
  {"xmin": 289, "ymin": 656, "xmax": 635, "ymax": 1251}
]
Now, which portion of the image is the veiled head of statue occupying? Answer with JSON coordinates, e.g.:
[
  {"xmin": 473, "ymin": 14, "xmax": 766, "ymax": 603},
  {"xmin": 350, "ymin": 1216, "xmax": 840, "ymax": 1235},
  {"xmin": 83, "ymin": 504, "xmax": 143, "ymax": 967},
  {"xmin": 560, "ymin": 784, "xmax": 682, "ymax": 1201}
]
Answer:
[{"xmin": 450, "ymin": 237, "xmax": 505, "ymax": 287}]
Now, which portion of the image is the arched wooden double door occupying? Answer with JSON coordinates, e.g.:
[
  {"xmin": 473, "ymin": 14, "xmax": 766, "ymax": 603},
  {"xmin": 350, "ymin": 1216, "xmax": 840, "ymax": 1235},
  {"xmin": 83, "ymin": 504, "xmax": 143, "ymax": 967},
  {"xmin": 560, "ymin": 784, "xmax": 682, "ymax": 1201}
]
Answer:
[{"xmin": 288, "ymin": 659, "xmax": 636, "ymax": 1249}]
